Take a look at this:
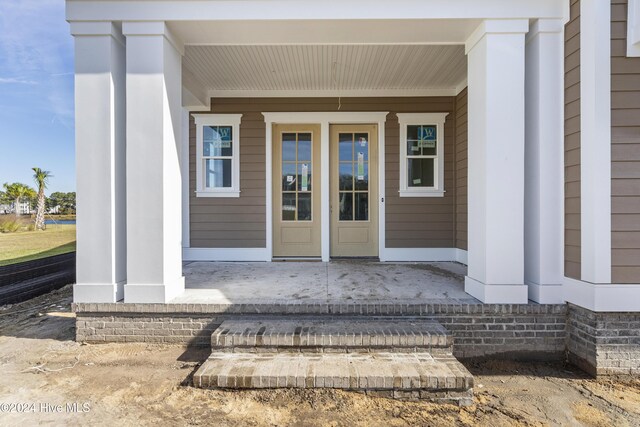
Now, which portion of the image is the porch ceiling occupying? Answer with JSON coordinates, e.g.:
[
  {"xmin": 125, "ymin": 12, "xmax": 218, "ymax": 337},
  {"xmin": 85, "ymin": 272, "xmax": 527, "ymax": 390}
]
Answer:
[{"xmin": 182, "ymin": 44, "xmax": 467, "ymax": 97}]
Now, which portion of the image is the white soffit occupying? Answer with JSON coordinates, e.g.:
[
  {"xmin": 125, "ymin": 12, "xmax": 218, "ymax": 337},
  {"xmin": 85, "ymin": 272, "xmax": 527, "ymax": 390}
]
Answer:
[{"xmin": 183, "ymin": 44, "xmax": 467, "ymax": 94}]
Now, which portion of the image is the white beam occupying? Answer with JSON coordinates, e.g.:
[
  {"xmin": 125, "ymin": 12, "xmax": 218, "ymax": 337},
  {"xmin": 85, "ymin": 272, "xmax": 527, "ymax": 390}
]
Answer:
[
  {"xmin": 464, "ymin": 19, "xmax": 529, "ymax": 303},
  {"xmin": 66, "ymin": 0, "xmax": 568, "ymax": 22},
  {"xmin": 524, "ymin": 19, "xmax": 565, "ymax": 303},
  {"xmin": 71, "ymin": 22, "xmax": 126, "ymax": 303},
  {"xmin": 123, "ymin": 22, "xmax": 185, "ymax": 303}
]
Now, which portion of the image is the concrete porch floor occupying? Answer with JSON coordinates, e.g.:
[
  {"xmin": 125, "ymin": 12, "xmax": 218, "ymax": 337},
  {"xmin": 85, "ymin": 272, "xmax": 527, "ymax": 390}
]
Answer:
[{"xmin": 172, "ymin": 260, "xmax": 478, "ymax": 304}]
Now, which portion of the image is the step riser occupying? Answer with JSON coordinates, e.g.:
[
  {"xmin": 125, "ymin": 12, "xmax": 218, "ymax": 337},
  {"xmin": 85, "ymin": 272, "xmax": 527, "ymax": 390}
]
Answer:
[
  {"xmin": 193, "ymin": 352, "xmax": 474, "ymax": 406},
  {"xmin": 211, "ymin": 320, "xmax": 453, "ymax": 352},
  {"xmin": 212, "ymin": 347, "xmax": 454, "ymax": 355}
]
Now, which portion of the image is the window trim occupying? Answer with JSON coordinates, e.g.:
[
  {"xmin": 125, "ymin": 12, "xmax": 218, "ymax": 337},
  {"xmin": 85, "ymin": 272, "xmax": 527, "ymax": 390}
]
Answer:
[
  {"xmin": 397, "ymin": 112, "xmax": 448, "ymax": 198},
  {"xmin": 193, "ymin": 113, "xmax": 242, "ymax": 198}
]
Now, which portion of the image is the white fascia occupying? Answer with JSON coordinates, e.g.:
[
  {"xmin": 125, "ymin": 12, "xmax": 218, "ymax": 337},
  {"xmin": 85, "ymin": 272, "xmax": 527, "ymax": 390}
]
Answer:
[
  {"xmin": 580, "ymin": 0, "xmax": 612, "ymax": 284},
  {"xmin": 66, "ymin": 0, "xmax": 567, "ymax": 22}
]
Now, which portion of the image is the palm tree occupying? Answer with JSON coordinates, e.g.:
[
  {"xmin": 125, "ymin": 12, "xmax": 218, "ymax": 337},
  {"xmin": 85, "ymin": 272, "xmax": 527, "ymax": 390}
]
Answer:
[
  {"xmin": 2, "ymin": 182, "xmax": 36, "ymax": 216},
  {"xmin": 32, "ymin": 168, "xmax": 52, "ymax": 230}
]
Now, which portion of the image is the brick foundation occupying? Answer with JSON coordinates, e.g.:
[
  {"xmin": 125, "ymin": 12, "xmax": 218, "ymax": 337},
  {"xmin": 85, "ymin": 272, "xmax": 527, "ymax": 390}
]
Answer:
[
  {"xmin": 74, "ymin": 302, "xmax": 567, "ymax": 360},
  {"xmin": 567, "ymin": 304, "xmax": 640, "ymax": 376}
]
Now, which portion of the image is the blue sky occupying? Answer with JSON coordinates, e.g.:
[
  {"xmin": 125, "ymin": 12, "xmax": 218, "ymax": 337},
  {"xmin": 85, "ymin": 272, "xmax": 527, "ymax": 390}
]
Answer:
[{"xmin": 0, "ymin": 0, "xmax": 75, "ymax": 195}]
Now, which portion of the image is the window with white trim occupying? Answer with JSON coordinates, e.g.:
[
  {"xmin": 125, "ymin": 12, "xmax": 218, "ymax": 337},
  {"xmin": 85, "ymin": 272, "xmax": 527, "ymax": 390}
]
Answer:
[
  {"xmin": 193, "ymin": 114, "xmax": 242, "ymax": 197},
  {"xmin": 397, "ymin": 113, "xmax": 448, "ymax": 197}
]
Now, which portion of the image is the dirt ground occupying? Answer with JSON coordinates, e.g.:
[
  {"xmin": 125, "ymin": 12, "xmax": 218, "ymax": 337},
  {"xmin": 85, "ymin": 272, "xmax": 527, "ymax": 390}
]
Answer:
[{"xmin": 1, "ymin": 286, "xmax": 639, "ymax": 427}]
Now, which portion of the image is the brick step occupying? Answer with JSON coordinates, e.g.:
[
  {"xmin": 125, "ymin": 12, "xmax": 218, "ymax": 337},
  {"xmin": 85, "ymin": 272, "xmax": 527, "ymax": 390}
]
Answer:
[
  {"xmin": 211, "ymin": 318, "xmax": 452, "ymax": 353},
  {"xmin": 193, "ymin": 351, "xmax": 473, "ymax": 406}
]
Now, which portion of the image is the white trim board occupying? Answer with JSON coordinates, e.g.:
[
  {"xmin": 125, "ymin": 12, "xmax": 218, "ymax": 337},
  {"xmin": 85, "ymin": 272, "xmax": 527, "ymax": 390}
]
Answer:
[
  {"xmin": 579, "ymin": 0, "xmax": 611, "ymax": 283},
  {"xmin": 183, "ymin": 248, "xmax": 270, "ymax": 262},
  {"xmin": 263, "ymin": 112, "xmax": 388, "ymax": 262},
  {"xmin": 563, "ymin": 277, "xmax": 640, "ymax": 312},
  {"xmin": 209, "ymin": 89, "xmax": 459, "ymax": 98},
  {"xmin": 381, "ymin": 248, "xmax": 468, "ymax": 264}
]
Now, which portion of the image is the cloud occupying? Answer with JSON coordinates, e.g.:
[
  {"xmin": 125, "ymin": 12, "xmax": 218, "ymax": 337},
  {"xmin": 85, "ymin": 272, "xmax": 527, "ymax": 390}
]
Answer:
[{"xmin": 0, "ymin": 77, "xmax": 38, "ymax": 85}]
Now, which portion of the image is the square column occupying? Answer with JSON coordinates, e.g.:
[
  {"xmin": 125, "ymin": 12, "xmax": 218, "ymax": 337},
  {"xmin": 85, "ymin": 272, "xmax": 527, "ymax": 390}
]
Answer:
[
  {"xmin": 464, "ymin": 20, "xmax": 529, "ymax": 303},
  {"xmin": 524, "ymin": 19, "xmax": 565, "ymax": 303},
  {"xmin": 71, "ymin": 22, "xmax": 126, "ymax": 303},
  {"xmin": 122, "ymin": 22, "xmax": 185, "ymax": 303}
]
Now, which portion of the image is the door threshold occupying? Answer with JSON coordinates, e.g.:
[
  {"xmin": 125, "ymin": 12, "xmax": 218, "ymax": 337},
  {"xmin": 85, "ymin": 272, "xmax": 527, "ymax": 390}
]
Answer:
[
  {"xmin": 330, "ymin": 256, "xmax": 380, "ymax": 261},
  {"xmin": 272, "ymin": 257, "xmax": 323, "ymax": 262}
]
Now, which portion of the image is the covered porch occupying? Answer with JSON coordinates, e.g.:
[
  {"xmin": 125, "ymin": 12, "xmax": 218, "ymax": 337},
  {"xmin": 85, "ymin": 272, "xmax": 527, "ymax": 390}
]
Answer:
[
  {"xmin": 68, "ymin": 0, "xmax": 568, "ymax": 307},
  {"xmin": 174, "ymin": 261, "xmax": 474, "ymax": 304}
]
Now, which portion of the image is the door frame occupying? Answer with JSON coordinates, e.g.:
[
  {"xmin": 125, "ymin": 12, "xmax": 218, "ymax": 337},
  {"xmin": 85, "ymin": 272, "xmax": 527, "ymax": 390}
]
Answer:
[{"xmin": 263, "ymin": 112, "xmax": 388, "ymax": 262}]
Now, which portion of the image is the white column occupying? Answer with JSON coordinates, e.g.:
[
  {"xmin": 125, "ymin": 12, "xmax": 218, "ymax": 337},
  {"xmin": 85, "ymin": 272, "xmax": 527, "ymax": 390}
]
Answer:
[
  {"xmin": 122, "ymin": 22, "xmax": 185, "ymax": 303},
  {"xmin": 524, "ymin": 19, "xmax": 565, "ymax": 303},
  {"xmin": 464, "ymin": 19, "xmax": 529, "ymax": 304},
  {"xmin": 71, "ymin": 22, "xmax": 126, "ymax": 303},
  {"xmin": 580, "ymin": 0, "xmax": 611, "ymax": 284}
]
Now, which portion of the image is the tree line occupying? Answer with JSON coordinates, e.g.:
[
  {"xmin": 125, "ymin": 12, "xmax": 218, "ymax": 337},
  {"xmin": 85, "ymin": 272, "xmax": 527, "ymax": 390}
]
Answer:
[{"xmin": 0, "ymin": 169, "xmax": 76, "ymax": 230}]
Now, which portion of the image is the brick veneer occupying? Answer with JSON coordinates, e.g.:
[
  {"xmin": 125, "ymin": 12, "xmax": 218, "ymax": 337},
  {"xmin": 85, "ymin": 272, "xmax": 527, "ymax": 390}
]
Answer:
[
  {"xmin": 74, "ymin": 302, "xmax": 568, "ymax": 360},
  {"xmin": 567, "ymin": 304, "xmax": 640, "ymax": 376}
]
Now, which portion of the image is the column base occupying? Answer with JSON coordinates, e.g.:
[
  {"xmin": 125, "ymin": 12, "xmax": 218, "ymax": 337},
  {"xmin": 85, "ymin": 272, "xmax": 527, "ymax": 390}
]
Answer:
[
  {"xmin": 74, "ymin": 281, "xmax": 125, "ymax": 303},
  {"xmin": 527, "ymin": 281, "xmax": 564, "ymax": 304},
  {"xmin": 124, "ymin": 277, "xmax": 185, "ymax": 303},
  {"xmin": 464, "ymin": 276, "xmax": 528, "ymax": 303}
]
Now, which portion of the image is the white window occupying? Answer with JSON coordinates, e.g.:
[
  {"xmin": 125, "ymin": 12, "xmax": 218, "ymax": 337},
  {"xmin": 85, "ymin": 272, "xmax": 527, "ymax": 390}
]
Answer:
[
  {"xmin": 193, "ymin": 114, "xmax": 242, "ymax": 197},
  {"xmin": 397, "ymin": 113, "xmax": 448, "ymax": 197},
  {"xmin": 628, "ymin": 0, "xmax": 640, "ymax": 56}
]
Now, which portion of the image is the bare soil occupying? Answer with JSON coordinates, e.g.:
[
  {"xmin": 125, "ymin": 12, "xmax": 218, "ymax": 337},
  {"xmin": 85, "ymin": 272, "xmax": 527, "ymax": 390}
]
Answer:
[{"xmin": 1, "ymin": 286, "xmax": 639, "ymax": 427}]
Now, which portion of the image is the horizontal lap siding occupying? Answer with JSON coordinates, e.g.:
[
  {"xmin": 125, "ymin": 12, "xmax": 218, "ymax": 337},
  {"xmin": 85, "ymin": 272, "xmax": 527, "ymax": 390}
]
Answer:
[
  {"xmin": 189, "ymin": 112, "xmax": 267, "ymax": 248},
  {"xmin": 190, "ymin": 97, "xmax": 457, "ymax": 249},
  {"xmin": 565, "ymin": 0, "xmax": 582, "ymax": 279},
  {"xmin": 611, "ymin": 0, "xmax": 640, "ymax": 283},
  {"xmin": 455, "ymin": 88, "xmax": 468, "ymax": 251},
  {"xmin": 384, "ymin": 99, "xmax": 456, "ymax": 248}
]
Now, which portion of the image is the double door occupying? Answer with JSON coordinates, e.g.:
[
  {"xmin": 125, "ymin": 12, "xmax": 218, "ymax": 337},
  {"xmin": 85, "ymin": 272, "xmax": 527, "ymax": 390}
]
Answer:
[{"xmin": 272, "ymin": 124, "xmax": 378, "ymax": 258}]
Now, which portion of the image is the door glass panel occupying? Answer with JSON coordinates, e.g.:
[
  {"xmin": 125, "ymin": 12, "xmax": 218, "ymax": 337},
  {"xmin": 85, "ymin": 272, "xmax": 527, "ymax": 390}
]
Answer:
[
  {"xmin": 339, "ymin": 192, "xmax": 353, "ymax": 221},
  {"xmin": 297, "ymin": 133, "xmax": 312, "ymax": 161},
  {"xmin": 281, "ymin": 131, "xmax": 313, "ymax": 221},
  {"xmin": 339, "ymin": 163, "xmax": 353, "ymax": 191},
  {"xmin": 408, "ymin": 158, "xmax": 435, "ymax": 187},
  {"xmin": 282, "ymin": 193, "xmax": 296, "ymax": 221},
  {"xmin": 282, "ymin": 133, "xmax": 297, "ymax": 161},
  {"xmin": 354, "ymin": 163, "xmax": 368, "ymax": 191},
  {"xmin": 354, "ymin": 133, "xmax": 369, "ymax": 161},
  {"xmin": 297, "ymin": 163, "xmax": 311, "ymax": 192},
  {"xmin": 339, "ymin": 133, "xmax": 353, "ymax": 161},
  {"xmin": 337, "ymin": 132, "xmax": 369, "ymax": 222},
  {"xmin": 282, "ymin": 163, "xmax": 297, "ymax": 191},
  {"xmin": 298, "ymin": 193, "xmax": 312, "ymax": 221},
  {"xmin": 355, "ymin": 193, "xmax": 369, "ymax": 221}
]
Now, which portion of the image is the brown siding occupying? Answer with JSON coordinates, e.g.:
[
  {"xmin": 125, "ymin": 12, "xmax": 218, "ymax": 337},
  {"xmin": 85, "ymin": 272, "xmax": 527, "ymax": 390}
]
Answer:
[
  {"xmin": 455, "ymin": 88, "xmax": 468, "ymax": 251},
  {"xmin": 190, "ymin": 97, "xmax": 457, "ymax": 249},
  {"xmin": 565, "ymin": 0, "xmax": 582, "ymax": 279},
  {"xmin": 189, "ymin": 113, "xmax": 267, "ymax": 248},
  {"xmin": 611, "ymin": 0, "xmax": 640, "ymax": 283}
]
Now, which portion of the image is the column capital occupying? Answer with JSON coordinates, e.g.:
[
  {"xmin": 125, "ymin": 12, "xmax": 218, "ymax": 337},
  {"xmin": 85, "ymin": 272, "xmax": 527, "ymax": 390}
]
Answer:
[
  {"xmin": 465, "ymin": 19, "xmax": 529, "ymax": 54},
  {"xmin": 122, "ymin": 21, "xmax": 184, "ymax": 55},
  {"xmin": 69, "ymin": 21, "xmax": 124, "ymax": 45},
  {"xmin": 526, "ymin": 19, "xmax": 565, "ymax": 43}
]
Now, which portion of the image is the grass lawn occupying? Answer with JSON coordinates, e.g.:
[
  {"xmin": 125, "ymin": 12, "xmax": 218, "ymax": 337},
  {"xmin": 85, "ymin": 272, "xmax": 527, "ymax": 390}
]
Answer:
[{"xmin": 0, "ymin": 224, "xmax": 76, "ymax": 266}]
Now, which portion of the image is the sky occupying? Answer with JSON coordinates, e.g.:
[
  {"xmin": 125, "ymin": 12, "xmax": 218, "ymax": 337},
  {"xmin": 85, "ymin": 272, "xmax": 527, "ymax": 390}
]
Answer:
[{"xmin": 0, "ymin": 0, "xmax": 75, "ymax": 195}]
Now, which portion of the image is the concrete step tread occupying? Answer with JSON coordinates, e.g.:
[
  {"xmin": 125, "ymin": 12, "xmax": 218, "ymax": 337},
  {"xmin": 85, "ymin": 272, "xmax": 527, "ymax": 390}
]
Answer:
[
  {"xmin": 193, "ymin": 351, "xmax": 473, "ymax": 393},
  {"xmin": 212, "ymin": 318, "xmax": 452, "ymax": 349}
]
